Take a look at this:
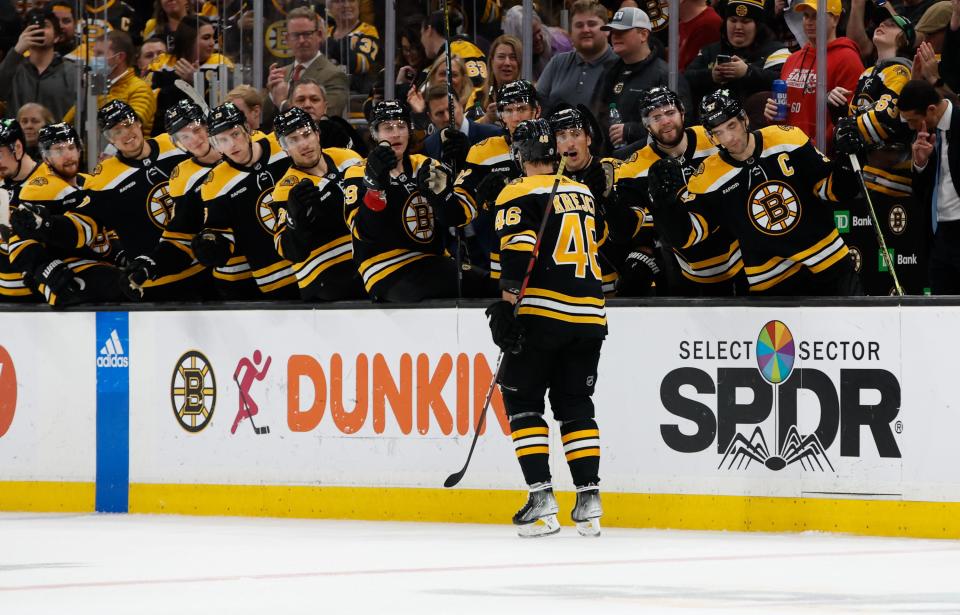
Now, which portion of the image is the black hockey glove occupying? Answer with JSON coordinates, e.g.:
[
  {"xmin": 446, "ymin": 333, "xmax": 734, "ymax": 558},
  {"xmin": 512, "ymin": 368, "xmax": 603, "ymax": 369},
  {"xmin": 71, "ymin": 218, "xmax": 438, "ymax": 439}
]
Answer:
[
  {"xmin": 476, "ymin": 172, "xmax": 508, "ymax": 208},
  {"xmin": 618, "ymin": 250, "xmax": 661, "ymax": 296},
  {"xmin": 191, "ymin": 231, "xmax": 231, "ymax": 267},
  {"xmin": 440, "ymin": 127, "xmax": 469, "ymax": 169},
  {"xmin": 10, "ymin": 205, "xmax": 50, "ymax": 240},
  {"xmin": 647, "ymin": 158, "xmax": 686, "ymax": 211},
  {"xmin": 834, "ymin": 117, "xmax": 865, "ymax": 158},
  {"xmin": 285, "ymin": 179, "xmax": 324, "ymax": 231},
  {"xmin": 416, "ymin": 158, "xmax": 456, "ymax": 206},
  {"xmin": 485, "ymin": 299, "xmax": 524, "ymax": 354},
  {"xmin": 121, "ymin": 255, "xmax": 156, "ymax": 300},
  {"xmin": 35, "ymin": 259, "xmax": 83, "ymax": 299},
  {"xmin": 364, "ymin": 143, "xmax": 397, "ymax": 192},
  {"xmin": 581, "ymin": 159, "xmax": 615, "ymax": 200}
]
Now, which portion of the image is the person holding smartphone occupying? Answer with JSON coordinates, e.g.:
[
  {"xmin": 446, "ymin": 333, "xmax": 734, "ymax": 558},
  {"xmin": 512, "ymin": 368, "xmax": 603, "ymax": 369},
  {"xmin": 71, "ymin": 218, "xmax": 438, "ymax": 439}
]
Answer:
[
  {"xmin": 0, "ymin": 7, "xmax": 78, "ymax": 122},
  {"xmin": 684, "ymin": 0, "xmax": 789, "ymax": 114}
]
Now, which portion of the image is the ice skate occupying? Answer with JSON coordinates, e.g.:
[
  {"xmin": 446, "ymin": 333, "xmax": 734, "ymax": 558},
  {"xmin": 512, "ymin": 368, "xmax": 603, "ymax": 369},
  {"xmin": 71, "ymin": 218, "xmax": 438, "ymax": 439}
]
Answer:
[
  {"xmin": 513, "ymin": 483, "xmax": 560, "ymax": 538},
  {"xmin": 571, "ymin": 484, "xmax": 602, "ymax": 537}
]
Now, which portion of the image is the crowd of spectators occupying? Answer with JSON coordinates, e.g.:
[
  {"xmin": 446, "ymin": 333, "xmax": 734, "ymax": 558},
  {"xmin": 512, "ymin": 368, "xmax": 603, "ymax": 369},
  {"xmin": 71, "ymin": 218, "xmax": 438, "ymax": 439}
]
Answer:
[{"xmin": 0, "ymin": 0, "xmax": 958, "ymax": 301}]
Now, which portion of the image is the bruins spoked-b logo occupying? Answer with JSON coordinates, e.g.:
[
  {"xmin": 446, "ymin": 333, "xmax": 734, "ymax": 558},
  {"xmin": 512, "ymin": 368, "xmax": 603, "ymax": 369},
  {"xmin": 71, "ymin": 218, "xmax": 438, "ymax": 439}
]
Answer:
[
  {"xmin": 748, "ymin": 181, "xmax": 800, "ymax": 235},
  {"xmin": 257, "ymin": 189, "xmax": 280, "ymax": 233},
  {"xmin": 171, "ymin": 350, "xmax": 217, "ymax": 433},
  {"xmin": 147, "ymin": 181, "xmax": 176, "ymax": 229},
  {"xmin": 403, "ymin": 192, "xmax": 435, "ymax": 242},
  {"xmin": 888, "ymin": 204, "xmax": 907, "ymax": 235}
]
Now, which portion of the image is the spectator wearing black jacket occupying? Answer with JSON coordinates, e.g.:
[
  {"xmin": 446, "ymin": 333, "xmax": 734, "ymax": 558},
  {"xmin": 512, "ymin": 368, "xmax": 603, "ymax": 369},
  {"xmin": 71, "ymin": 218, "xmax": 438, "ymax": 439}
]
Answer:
[
  {"xmin": 599, "ymin": 7, "xmax": 691, "ymax": 156},
  {"xmin": 684, "ymin": 0, "xmax": 789, "ymax": 112}
]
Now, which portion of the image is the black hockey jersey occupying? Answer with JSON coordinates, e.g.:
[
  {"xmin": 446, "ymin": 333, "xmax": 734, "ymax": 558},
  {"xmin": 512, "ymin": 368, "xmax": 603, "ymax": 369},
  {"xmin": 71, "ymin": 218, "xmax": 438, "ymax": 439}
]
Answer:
[
  {"xmin": 52, "ymin": 134, "xmax": 208, "ymax": 295},
  {"xmin": 674, "ymin": 126, "xmax": 858, "ymax": 292},
  {"xmin": 326, "ymin": 22, "xmax": 380, "ymax": 75},
  {"xmin": 13, "ymin": 164, "xmax": 117, "ymax": 304},
  {"xmin": 494, "ymin": 175, "xmax": 606, "ymax": 338},
  {"xmin": 617, "ymin": 126, "xmax": 743, "ymax": 286},
  {"xmin": 344, "ymin": 154, "xmax": 475, "ymax": 295},
  {"xmin": 454, "ymin": 135, "xmax": 523, "ymax": 279},
  {"xmin": 272, "ymin": 147, "xmax": 364, "ymax": 299},
  {"xmin": 64, "ymin": 0, "xmax": 143, "ymax": 61},
  {"xmin": 199, "ymin": 134, "xmax": 298, "ymax": 296},
  {"xmin": 850, "ymin": 58, "xmax": 913, "ymax": 150},
  {"xmin": 564, "ymin": 156, "xmax": 619, "ymax": 295},
  {"xmin": 0, "ymin": 165, "xmax": 43, "ymax": 301}
]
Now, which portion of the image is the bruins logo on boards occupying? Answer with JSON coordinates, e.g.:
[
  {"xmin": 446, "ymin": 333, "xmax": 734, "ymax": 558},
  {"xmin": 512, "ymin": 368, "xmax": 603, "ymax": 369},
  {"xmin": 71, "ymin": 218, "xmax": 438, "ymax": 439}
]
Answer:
[
  {"xmin": 170, "ymin": 350, "xmax": 216, "ymax": 433},
  {"xmin": 257, "ymin": 189, "xmax": 280, "ymax": 233},
  {"xmin": 848, "ymin": 246, "xmax": 862, "ymax": 272},
  {"xmin": 147, "ymin": 181, "xmax": 176, "ymax": 228},
  {"xmin": 402, "ymin": 192, "xmax": 434, "ymax": 243},
  {"xmin": 265, "ymin": 21, "xmax": 293, "ymax": 59},
  {"xmin": 748, "ymin": 181, "xmax": 800, "ymax": 235},
  {"xmin": 888, "ymin": 204, "xmax": 907, "ymax": 235}
]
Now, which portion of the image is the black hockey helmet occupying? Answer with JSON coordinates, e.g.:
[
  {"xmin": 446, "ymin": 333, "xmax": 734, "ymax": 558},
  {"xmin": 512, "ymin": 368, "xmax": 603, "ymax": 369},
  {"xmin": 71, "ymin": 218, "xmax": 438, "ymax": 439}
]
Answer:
[
  {"xmin": 369, "ymin": 100, "xmax": 411, "ymax": 131},
  {"xmin": 97, "ymin": 99, "xmax": 139, "ymax": 132},
  {"xmin": 640, "ymin": 86, "xmax": 685, "ymax": 120},
  {"xmin": 699, "ymin": 89, "xmax": 745, "ymax": 130},
  {"xmin": 511, "ymin": 118, "xmax": 558, "ymax": 166},
  {"xmin": 164, "ymin": 99, "xmax": 206, "ymax": 135},
  {"xmin": 274, "ymin": 106, "xmax": 317, "ymax": 138},
  {"xmin": 206, "ymin": 102, "xmax": 246, "ymax": 137},
  {"xmin": 0, "ymin": 119, "xmax": 26, "ymax": 151},
  {"xmin": 496, "ymin": 80, "xmax": 538, "ymax": 110},
  {"xmin": 38, "ymin": 122, "xmax": 81, "ymax": 152},
  {"xmin": 549, "ymin": 106, "xmax": 587, "ymax": 132}
]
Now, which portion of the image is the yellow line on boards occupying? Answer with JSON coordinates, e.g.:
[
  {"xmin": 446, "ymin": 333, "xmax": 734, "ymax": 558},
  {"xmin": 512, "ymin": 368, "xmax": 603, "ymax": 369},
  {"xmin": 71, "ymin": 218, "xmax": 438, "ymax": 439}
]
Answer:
[
  {"xmin": 0, "ymin": 482, "xmax": 95, "ymax": 512},
  {"xmin": 130, "ymin": 484, "xmax": 960, "ymax": 539}
]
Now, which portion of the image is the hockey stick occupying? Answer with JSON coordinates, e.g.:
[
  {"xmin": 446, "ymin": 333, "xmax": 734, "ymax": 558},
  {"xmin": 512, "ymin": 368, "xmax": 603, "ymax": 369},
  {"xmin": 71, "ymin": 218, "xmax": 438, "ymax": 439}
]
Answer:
[
  {"xmin": 444, "ymin": 154, "xmax": 568, "ymax": 488},
  {"xmin": 233, "ymin": 374, "xmax": 270, "ymax": 435},
  {"xmin": 849, "ymin": 155, "xmax": 904, "ymax": 296}
]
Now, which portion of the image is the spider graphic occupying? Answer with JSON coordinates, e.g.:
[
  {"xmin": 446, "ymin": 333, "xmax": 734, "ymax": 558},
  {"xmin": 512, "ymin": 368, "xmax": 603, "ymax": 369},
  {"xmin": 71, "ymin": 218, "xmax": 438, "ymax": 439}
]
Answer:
[{"xmin": 718, "ymin": 425, "xmax": 834, "ymax": 472}]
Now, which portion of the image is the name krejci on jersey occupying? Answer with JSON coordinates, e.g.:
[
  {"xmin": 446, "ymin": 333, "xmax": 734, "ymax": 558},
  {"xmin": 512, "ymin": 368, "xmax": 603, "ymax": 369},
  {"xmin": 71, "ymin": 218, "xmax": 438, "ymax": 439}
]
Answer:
[{"xmin": 553, "ymin": 192, "xmax": 595, "ymax": 215}]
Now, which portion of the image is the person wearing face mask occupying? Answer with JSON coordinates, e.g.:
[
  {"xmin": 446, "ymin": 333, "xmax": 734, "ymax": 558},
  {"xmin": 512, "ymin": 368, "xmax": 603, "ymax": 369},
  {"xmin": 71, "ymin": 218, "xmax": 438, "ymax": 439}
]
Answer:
[
  {"xmin": 12, "ymin": 100, "xmax": 212, "ymax": 302},
  {"xmin": 9, "ymin": 123, "xmax": 125, "ymax": 307},
  {"xmin": 0, "ymin": 7, "xmax": 77, "ymax": 121},
  {"xmin": 537, "ymin": 1, "xmax": 618, "ymax": 119},
  {"xmin": 193, "ymin": 102, "xmax": 299, "ymax": 299},
  {"xmin": 63, "ymin": 31, "xmax": 157, "ymax": 136},
  {"xmin": 684, "ymin": 0, "xmax": 789, "ymax": 111},
  {"xmin": 270, "ymin": 107, "xmax": 366, "ymax": 301}
]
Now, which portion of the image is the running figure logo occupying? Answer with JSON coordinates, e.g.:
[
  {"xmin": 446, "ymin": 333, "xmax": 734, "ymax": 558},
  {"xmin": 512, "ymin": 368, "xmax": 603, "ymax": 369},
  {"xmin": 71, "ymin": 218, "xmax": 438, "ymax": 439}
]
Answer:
[{"xmin": 232, "ymin": 350, "xmax": 272, "ymax": 435}]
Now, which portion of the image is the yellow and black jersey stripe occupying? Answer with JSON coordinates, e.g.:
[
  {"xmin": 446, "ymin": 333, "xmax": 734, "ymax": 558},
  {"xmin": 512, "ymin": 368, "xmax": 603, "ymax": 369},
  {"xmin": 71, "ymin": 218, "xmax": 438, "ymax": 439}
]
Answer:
[
  {"xmin": 494, "ymin": 175, "xmax": 606, "ymax": 335},
  {"xmin": 850, "ymin": 60, "xmax": 912, "ymax": 148},
  {"xmin": 326, "ymin": 22, "xmax": 380, "ymax": 74},
  {"xmin": 678, "ymin": 126, "xmax": 856, "ymax": 292},
  {"xmin": 451, "ymin": 39, "xmax": 488, "ymax": 88}
]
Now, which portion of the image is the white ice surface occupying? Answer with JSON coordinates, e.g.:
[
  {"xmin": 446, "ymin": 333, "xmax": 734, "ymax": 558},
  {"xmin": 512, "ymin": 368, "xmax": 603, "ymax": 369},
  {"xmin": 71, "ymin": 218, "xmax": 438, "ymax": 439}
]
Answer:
[{"xmin": 2, "ymin": 513, "xmax": 960, "ymax": 614}]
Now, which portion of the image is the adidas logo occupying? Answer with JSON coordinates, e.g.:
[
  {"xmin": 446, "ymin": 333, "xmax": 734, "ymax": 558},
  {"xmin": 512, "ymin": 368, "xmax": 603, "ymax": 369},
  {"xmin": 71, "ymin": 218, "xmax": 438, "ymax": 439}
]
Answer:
[{"xmin": 97, "ymin": 329, "xmax": 129, "ymax": 368}]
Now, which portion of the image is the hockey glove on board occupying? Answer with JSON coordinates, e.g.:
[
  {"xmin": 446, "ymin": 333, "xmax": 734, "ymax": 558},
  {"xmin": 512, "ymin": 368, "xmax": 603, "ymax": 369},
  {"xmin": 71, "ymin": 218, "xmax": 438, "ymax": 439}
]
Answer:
[
  {"xmin": 191, "ymin": 231, "xmax": 232, "ymax": 267},
  {"xmin": 440, "ymin": 128, "xmax": 469, "ymax": 169}
]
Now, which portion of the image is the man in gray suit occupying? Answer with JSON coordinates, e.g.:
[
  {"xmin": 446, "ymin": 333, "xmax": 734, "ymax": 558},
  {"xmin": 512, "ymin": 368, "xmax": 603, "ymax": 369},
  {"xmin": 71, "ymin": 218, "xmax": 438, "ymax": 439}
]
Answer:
[{"xmin": 264, "ymin": 7, "xmax": 349, "ymax": 119}]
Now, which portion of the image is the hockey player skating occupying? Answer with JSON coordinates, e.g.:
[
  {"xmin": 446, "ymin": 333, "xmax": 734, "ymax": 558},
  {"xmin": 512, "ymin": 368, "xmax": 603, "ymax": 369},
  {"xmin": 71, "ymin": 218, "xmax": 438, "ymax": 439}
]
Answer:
[
  {"xmin": 271, "ymin": 106, "xmax": 366, "ymax": 301},
  {"xmin": 616, "ymin": 87, "xmax": 744, "ymax": 296},
  {"xmin": 195, "ymin": 102, "xmax": 299, "ymax": 299},
  {"xmin": 487, "ymin": 119, "xmax": 606, "ymax": 537},
  {"xmin": 343, "ymin": 100, "xmax": 493, "ymax": 302},
  {"xmin": 648, "ymin": 90, "xmax": 864, "ymax": 295},
  {"xmin": 10, "ymin": 123, "xmax": 123, "ymax": 306}
]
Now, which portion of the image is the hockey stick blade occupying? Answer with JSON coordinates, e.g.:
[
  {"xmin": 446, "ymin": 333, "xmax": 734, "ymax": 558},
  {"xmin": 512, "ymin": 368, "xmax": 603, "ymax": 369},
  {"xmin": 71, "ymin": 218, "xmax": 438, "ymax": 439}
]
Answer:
[{"xmin": 443, "ymin": 156, "xmax": 568, "ymax": 488}]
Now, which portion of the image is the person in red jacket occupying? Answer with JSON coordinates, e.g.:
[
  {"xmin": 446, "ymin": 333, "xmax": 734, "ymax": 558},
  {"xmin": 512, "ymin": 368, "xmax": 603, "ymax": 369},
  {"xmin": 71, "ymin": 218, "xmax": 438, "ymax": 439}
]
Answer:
[{"xmin": 763, "ymin": 0, "xmax": 864, "ymax": 151}]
